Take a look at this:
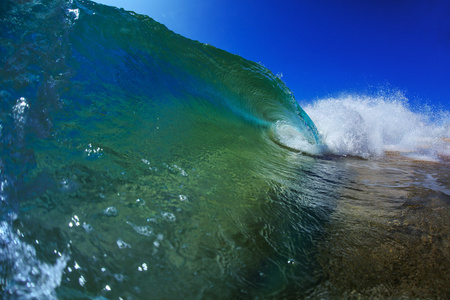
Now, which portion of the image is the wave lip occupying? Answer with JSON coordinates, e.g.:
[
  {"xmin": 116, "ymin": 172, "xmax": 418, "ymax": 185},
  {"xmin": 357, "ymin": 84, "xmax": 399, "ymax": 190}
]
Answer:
[{"xmin": 270, "ymin": 120, "xmax": 326, "ymax": 155}]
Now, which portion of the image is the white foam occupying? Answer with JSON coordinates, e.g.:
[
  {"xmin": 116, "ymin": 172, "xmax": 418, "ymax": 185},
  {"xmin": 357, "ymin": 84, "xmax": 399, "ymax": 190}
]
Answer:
[
  {"xmin": 0, "ymin": 221, "xmax": 69, "ymax": 299},
  {"xmin": 302, "ymin": 93, "xmax": 449, "ymax": 160}
]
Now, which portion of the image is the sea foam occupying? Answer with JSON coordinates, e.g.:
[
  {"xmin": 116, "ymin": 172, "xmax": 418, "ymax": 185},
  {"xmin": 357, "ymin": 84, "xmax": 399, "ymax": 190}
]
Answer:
[
  {"xmin": 302, "ymin": 93, "xmax": 449, "ymax": 160},
  {"xmin": 0, "ymin": 222, "xmax": 69, "ymax": 299}
]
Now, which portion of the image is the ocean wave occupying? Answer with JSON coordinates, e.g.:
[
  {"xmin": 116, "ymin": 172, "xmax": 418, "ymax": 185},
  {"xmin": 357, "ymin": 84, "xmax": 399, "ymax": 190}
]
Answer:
[{"xmin": 1, "ymin": 0, "xmax": 448, "ymax": 298}]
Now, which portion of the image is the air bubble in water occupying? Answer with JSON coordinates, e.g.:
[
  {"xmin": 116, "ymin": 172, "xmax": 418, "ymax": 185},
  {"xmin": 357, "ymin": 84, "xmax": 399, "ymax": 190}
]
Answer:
[
  {"xmin": 116, "ymin": 238, "xmax": 131, "ymax": 249},
  {"xmin": 126, "ymin": 221, "xmax": 153, "ymax": 237},
  {"xmin": 82, "ymin": 222, "xmax": 93, "ymax": 233},
  {"xmin": 103, "ymin": 206, "xmax": 118, "ymax": 216},
  {"xmin": 161, "ymin": 212, "xmax": 176, "ymax": 222}
]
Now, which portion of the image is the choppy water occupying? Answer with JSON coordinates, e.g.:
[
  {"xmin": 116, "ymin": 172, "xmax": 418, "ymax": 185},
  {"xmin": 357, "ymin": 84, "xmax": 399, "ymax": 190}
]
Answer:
[{"xmin": 1, "ymin": 0, "xmax": 449, "ymax": 299}]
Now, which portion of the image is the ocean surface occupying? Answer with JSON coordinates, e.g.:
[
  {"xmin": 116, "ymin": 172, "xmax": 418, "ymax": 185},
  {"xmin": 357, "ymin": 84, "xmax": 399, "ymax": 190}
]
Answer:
[{"xmin": 1, "ymin": 0, "xmax": 449, "ymax": 299}]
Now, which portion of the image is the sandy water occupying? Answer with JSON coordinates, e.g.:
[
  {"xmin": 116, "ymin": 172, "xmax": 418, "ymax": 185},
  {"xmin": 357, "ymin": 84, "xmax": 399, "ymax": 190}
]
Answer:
[{"xmin": 311, "ymin": 153, "xmax": 449, "ymax": 298}]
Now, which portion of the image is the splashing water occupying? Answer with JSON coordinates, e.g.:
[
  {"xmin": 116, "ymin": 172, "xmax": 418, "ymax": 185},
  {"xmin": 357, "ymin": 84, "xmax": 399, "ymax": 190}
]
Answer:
[
  {"xmin": 0, "ymin": 221, "xmax": 69, "ymax": 299},
  {"xmin": 303, "ymin": 93, "xmax": 449, "ymax": 160}
]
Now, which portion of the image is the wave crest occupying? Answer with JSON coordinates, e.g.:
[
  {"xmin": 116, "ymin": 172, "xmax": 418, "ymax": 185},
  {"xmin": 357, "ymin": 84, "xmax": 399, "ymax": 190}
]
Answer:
[{"xmin": 303, "ymin": 93, "xmax": 449, "ymax": 160}]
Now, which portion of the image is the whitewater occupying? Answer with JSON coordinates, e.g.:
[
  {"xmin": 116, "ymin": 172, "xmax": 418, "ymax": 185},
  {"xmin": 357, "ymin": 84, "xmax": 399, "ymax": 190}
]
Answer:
[
  {"xmin": 305, "ymin": 93, "xmax": 449, "ymax": 160},
  {"xmin": 0, "ymin": 0, "xmax": 449, "ymax": 299}
]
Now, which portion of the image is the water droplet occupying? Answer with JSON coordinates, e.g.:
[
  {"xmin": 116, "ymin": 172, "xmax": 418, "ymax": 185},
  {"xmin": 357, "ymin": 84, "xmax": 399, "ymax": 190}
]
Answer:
[
  {"xmin": 78, "ymin": 275, "xmax": 86, "ymax": 287},
  {"xmin": 74, "ymin": 261, "xmax": 81, "ymax": 269},
  {"xmin": 287, "ymin": 258, "xmax": 296, "ymax": 265}
]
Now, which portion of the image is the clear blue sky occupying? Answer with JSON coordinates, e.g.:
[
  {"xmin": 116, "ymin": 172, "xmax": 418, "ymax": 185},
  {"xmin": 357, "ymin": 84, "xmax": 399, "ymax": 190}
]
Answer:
[{"xmin": 95, "ymin": 0, "xmax": 450, "ymax": 111}]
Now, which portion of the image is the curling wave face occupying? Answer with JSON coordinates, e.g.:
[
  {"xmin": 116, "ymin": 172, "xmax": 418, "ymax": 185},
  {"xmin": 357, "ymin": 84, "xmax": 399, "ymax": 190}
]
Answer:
[{"xmin": 0, "ymin": 0, "xmax": 326, "ymax": 298}]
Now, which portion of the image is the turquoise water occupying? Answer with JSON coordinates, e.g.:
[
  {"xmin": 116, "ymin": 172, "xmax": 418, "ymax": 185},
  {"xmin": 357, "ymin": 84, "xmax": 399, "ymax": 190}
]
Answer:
[{"xmin": 1, "ymin": 0, "xmax": 449, "ymax": 299}]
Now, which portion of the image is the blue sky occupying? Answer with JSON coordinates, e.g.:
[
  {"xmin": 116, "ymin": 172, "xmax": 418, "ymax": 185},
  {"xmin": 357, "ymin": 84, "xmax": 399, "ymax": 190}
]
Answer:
[{"xmin": 96, "ymin": 0, "xmax": 450, "ymax": 111}]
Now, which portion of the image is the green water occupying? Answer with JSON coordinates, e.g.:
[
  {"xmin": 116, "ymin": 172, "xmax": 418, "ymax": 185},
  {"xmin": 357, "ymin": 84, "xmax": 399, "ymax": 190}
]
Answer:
[{"xmin": 1, "ymin": 0, "xmax": 330, "ymax": 298}]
